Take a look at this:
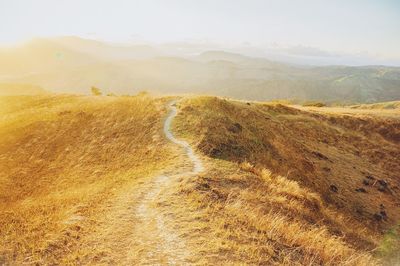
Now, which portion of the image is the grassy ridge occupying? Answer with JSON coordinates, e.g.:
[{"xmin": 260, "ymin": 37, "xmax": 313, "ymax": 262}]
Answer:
[
  {"xmin": 172, "ymin": 96, "xmax": 400, "ymax": 264},
  {"xmin": 1, "ymin": 94, "xmax": 399, "ymax": 264},
  {"xmin": 0, "ymin": 94, "xmax": 174, "ymax": 264}
]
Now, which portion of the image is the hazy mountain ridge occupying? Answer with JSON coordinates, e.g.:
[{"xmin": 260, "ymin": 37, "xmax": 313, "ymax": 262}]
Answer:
[
  {"xmin": 1, "ymin": 37, "xmax": 399, "ymax": 103},
  {"xmin": 0, "ymin": 83, "xmax": 47, "ymax": 95}
]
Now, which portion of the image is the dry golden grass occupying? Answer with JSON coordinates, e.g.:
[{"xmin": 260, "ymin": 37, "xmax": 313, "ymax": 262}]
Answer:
[
  {"xmin": 0, "ymin": 94, "xmax": 176, "ymax": 264},
  {"xmin": 350, "ymin": 101, "xmax": 400, "ymax": 110},
  {"xmin": 170, "ymin": 96, "xmax": 400, "ymax": 264},
  {"xmin": 295, "ymin": 103, "xmax": 400, "ymax": 118},
  {"xmin": 1, "ymin": 94, "xmax": 398, "ymax": 265},
  {"xmin": 160, "ymin": 158, "xmax": 378, "ymax": 265},
  {"xmin": 174, "ymin": 96, "xmax": 400, "ymax": 231}
]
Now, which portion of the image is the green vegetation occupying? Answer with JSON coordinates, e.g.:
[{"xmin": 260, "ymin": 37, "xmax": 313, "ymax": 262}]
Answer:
[
  {"xmin": 90, "ymin": 86, "xmax": 102, "ymax": 96},
  {"xmin": 302, "ymin": 101, "xmax": 326, "ymax": 107},
  {"xmin": 378, "ymin": 224, "xmax": 400, "ymax": 264}
]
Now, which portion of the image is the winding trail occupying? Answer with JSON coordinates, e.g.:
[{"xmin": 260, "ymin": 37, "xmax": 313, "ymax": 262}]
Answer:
[
  {"xmin": 132, "ymin": 100, "xmax": 204, "ymax": 265},
  {"xmin": 164, "ymin": 100, "xmax": 204, "ymax": 174}
]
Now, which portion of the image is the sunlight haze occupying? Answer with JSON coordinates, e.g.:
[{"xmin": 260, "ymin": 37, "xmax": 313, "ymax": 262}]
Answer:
[
  {"xmin": 1, "ymin": 1, "xmax": 400, "ymax": 264},
  {"xmin": 1, "ymin": 0, "xmax": 400, "ymax": 65}
]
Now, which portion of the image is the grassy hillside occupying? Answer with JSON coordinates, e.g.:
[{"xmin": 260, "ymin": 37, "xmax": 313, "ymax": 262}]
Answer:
[
  {"xmin": 0, "ymin": 94, "xmax": 176, "ymax": 264},
  {"xmin": 172, "ymin": 96, "xmax": 400, "ymax": 264},
  {"xmin": 1, "ymin": 94, "xmax": 399, "ymax": 264},
  {"xmin": 350, "ymin": 101, "xmax": 400, "ymax": 110}
]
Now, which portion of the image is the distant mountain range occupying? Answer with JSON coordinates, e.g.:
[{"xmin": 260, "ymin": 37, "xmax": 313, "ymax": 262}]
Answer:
[
  {"xmin": 1, "ymin": 37, "xmax": 399, "ymax": 103},
  {"xmin": 0, "ymin": 83, "xmax": 47, "ymax": 95}
]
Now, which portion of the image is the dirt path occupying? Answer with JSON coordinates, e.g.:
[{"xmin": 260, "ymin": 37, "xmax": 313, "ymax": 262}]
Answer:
[
  {"xmin": 163, "ymin": 100, "xmax": 204, "ymax": 174},
  {"xmin": 131, "ymin": 100, "xmax": 204, "ymax": 265}
]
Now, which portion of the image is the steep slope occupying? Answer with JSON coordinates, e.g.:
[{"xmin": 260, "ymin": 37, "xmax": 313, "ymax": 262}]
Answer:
[
  {"xmin": 174, "ymin": 97, "xmax": 400, "ymax": 229},
  {"xmin": 172, "ymin": 96, "xmax": 400, "ymax": 263}
]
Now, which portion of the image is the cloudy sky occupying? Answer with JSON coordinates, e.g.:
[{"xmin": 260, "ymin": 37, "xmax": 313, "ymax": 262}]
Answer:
[{"xmin": 1, "ymin": 0, "xmax": 399, "ymax": 65}]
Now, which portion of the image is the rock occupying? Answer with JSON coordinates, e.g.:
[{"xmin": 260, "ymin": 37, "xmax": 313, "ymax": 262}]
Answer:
[
  {"xmin": 355, "ymin": 188, "xmax": 367, "ymax": 193},
  {"xmin": 373, "ymin": 210, "xmax": 388, "ymax": 222},
  {"xmin": 312, "ymin": 151, "xmax": 329, "ymax": 160},
  {"xmin": 356, "ymin": 207, "xmax": 364, "ymax": 215},
  {"xmin": 210, "ymin": 148, "xmax": 222, "ymax": 157},
  {"xmin": 330, "ymin": 185, "xmax": 338, "ymax": 193},
  {"xmin": 378, "ymin": 179, "xmax": 388, "ymax": 187},
  {"xmin": 380, "ymin": 210, "xmax": 388, "ymax": 221},
  {"xmin": 228, "ymin": 123, "xmax": 243, "ymax": 133},
  {"xmin": 377, "ymin": 179, "xmax": 389, "ymax": 192},
  {"xmin": 197, "ymin": 182, "xmax": 210, "ymax": 191},
  {"xmin": 362, "ymin": 179, "xmax": 370, "ymax": 186},
  {"xmin": 374, "ymin": 213, "xmax": 383, "ymax": 221},
  {"xmin": 366, "ymin": 175, "xmax": 375, "ymax": 180},
  {"xmin": 322, "ymin": 167, "xmax": 331, "ymax": 172}
]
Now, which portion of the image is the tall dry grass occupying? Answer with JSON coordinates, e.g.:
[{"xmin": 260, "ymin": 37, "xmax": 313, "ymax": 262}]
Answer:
[
  {"xmin": 0, "ymin": 94, "xmax": 174, "ymax": 264},
  {"xmin": 167, "ymin": 96, "xmax": 394, "ymax": 264},
  {"xmin": 167, "ymin": 159, "xmax": 379, "ymax": 265},
  {"xmin": 173, "ymin": 96, "xmax": 400, "ymax": 234}
]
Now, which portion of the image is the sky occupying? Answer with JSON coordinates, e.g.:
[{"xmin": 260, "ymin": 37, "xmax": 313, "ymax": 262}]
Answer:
[{"xmin": 0, "ymin": 0, "xmax": 399, "ymax": 65}]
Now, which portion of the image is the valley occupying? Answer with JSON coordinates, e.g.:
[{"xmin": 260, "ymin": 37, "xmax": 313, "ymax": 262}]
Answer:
[{"xmin": 1, "ymin": 37, "xmax": 400, "ymax": 103}]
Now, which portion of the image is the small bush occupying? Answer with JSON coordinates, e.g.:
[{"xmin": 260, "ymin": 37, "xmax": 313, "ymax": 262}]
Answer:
[
  {"xmin": 137, "ymin": 90, "xmax": 149, "ymax": 97},
  {"xmin": 302, "ymin": 101, "xmax": 326, "ymax": 107},
  {"xmin": 91, "ymin": 86, "xmax": 102, "ymax": 96}
]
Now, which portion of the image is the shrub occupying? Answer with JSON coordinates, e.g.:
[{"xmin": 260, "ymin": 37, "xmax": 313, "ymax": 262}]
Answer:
[
  {"xmin": 91, "ymin": 86, "xmax": 102, "ymax": 96},
  {"xmin": 137, "ymin": 90, "xmax": 149, "ymax": 97},
  {"xmin": 302, "ymin": 101, "xmax": 326, "ymax": 107}
]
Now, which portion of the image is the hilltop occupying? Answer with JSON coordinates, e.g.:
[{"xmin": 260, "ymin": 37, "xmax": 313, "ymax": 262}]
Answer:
[{"xmin": 1, "ymin": 94, "xmax": 399, "ymax": 264}]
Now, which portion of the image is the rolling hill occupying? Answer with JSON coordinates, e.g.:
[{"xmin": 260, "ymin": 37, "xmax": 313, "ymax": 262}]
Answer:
[
  {"xmin": 1, "ymin": 94, "xmax": 399, "ymax": 264},
  {"xmin": 1, "ymin": 37, "xmax": 399, "ymax": 103},
  {"xmin": 0, "ymin": 83, "xmax": 47, "ymax": 95},
  {"xmin": 0, "ymin": 38, "xmax": 101, "ymax": 78}
]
